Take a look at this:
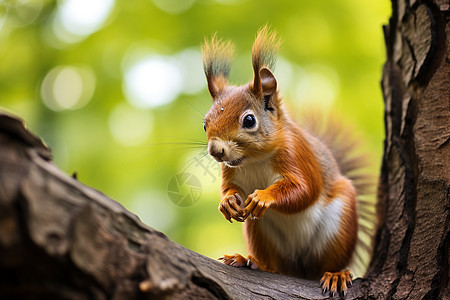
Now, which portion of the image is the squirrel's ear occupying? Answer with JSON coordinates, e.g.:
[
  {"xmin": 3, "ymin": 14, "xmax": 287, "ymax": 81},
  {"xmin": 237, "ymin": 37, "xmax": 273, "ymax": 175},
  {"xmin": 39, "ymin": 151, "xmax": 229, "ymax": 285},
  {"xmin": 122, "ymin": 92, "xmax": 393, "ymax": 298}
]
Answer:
[
  {"xmin": 202, "ymin": 35, "xmax": 234, "ymax": 100},
  {"xmin": 260, "ymin": 67, "xmax": 277, "ymax": 96},
  {"xmin": 206, "ymin": 75, "xmax": 228, "ymax": 99},
  {"xmin": 251, "ymin": 67, "xmax": 277, "ymax": 98},
  {"xmin": 251, "ymin": 26, "xmax": 279, "ymax": 101},
  {"xmin": 258, "ymin": 67, "xmax": 278, "ymax": 111}
]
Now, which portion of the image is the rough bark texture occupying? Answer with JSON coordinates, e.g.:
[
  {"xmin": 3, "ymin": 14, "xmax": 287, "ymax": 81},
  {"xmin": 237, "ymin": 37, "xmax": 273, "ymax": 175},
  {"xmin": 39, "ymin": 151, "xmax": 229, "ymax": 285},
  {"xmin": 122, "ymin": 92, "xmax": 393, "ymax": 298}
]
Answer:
[
  {"xmin": 367, "ymin": 0, "xmax": 449, "ymax": 299},
  {"xmin": 0, "ymin": 113, "xmax": 335, "ymax": 299},
  {"xmin": 0, "ymin": 0, "xmax": 448, "ymax": 299}
]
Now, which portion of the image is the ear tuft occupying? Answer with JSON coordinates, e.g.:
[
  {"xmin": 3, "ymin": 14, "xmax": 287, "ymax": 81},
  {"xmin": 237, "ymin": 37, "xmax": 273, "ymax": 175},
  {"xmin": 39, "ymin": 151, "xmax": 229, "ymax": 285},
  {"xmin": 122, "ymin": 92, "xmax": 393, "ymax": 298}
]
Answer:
[
  {"xmin": 251, "ymin": 25, "xmax": 281, "ymax": 97},
  {"xmin": 202, "ymin": 34, "xmax": 234, "ymax": 99}
]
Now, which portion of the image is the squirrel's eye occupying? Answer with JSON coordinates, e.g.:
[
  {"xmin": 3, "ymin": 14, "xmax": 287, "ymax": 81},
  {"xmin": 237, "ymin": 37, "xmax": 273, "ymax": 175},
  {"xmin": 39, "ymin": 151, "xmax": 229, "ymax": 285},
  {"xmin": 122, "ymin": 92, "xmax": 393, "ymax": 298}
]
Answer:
[
  {"xmin": 243, "ymin": 114, "xmax": 256, "ymax": 129},
  {"xmin": 203, "ymin": 123, "xmax": 206, "ymax": 132}
]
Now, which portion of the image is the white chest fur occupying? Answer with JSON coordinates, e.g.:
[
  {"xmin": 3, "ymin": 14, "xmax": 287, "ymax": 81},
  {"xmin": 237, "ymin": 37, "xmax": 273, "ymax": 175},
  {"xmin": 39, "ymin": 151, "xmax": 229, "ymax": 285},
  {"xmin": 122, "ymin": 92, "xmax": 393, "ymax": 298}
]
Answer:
[
  {"xmin": 232, "ymin": 160, "xmax": 282, "ymax": 197},
  {"xmin": 259, "ymin": 196, "xmax": 343, "ymax": 260}
]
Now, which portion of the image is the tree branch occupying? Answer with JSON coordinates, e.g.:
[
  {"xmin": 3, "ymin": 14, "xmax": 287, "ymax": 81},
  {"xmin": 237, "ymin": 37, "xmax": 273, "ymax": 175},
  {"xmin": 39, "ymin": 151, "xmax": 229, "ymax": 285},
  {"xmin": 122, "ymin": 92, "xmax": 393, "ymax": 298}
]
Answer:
[{"xmin": 1, "ymin": 112, "xmax": 362, "ymax": 299}]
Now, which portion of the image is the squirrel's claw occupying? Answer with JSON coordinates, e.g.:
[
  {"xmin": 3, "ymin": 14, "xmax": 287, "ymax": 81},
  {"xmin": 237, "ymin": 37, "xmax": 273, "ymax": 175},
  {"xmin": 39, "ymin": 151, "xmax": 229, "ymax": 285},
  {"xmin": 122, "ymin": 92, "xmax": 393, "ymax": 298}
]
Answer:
[
  {"xmin": 243, "ymin": 190, "xmax": 272, "ymax": 219},
  {"xmin": 320, "ymin": 270, "xmax": 353, "ymax": 297},
  {"xmin": 219, "ymin": 254, "xmax": 260, "ymax": 270},
  {"xmin": 219, "ymin": 193, "xmax": 245, "ymax": 222}
]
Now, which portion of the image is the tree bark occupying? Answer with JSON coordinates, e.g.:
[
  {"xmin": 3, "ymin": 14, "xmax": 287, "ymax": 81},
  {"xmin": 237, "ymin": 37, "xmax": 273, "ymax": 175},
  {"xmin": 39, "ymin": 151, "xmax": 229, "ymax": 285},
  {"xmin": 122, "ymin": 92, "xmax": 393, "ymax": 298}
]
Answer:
[
  {"xmin": 0, "ymin": 0, "xmax": 448, "ymax": 299},
  {"xmin": 367, "ymin": 0, "xmax": 449, "ymax": 299},
  {"xmin": 0, "ymin": 113, "xmax": 332, "ymax": 299}
]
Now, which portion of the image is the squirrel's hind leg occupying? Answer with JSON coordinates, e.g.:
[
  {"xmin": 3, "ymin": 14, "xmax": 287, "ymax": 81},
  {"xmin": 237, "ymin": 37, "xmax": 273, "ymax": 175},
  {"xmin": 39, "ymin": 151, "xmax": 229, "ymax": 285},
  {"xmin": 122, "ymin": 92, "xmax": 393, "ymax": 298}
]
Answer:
[
  {"xmin": 320, "ymin": 270, "xmax": 353, "ymax": 297},
  {"xmin": 219, "ymin": 254, "xmax": 261, "ymax": 270}
]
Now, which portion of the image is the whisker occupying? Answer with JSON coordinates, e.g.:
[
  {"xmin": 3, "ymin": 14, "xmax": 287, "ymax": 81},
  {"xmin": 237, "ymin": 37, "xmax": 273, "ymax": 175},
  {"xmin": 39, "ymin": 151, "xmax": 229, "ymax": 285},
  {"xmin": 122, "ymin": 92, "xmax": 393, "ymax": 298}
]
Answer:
[
  {"xmin": 144, "ymin": 135, "xmax": 207, "ymax": 144},
  {"xmin": 180, "ymin": 98, "xmax": 206, "ymax": 120},
  {"xmin": 147, "ymin": 142, "xmax": 207, "ymax": 147},
  {"xmin": 139, "ymin": 147, "xmax": 207, "ymax": 159}
]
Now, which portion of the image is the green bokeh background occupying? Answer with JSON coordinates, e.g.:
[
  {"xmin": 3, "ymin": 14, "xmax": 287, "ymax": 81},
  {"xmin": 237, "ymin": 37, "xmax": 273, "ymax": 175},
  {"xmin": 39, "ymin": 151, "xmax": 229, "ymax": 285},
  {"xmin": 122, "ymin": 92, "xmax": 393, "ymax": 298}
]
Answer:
[{"xmin": 1, "ymin": 0, "xmax": 390, "ymax": 262}]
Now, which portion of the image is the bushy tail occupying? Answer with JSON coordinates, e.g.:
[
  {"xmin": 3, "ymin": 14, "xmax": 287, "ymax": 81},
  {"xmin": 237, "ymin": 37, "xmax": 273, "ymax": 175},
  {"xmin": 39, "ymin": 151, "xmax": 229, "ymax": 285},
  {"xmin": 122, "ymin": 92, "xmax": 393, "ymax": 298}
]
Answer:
[{"xmin": 300, "ymin": 110, "xmax": 377, "ymax": 277}]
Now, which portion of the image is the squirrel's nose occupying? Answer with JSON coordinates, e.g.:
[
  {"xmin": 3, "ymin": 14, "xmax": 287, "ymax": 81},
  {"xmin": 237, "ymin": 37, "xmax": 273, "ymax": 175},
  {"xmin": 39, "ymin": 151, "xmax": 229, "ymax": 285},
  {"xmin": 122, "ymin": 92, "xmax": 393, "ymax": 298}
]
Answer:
[
  {"xmin": 209, "ymin": 147, "xmax": 225, "ymax": 161},
  {"xmin": 208, "ymin": 140, "xmax": 226, "ymax": 162}
]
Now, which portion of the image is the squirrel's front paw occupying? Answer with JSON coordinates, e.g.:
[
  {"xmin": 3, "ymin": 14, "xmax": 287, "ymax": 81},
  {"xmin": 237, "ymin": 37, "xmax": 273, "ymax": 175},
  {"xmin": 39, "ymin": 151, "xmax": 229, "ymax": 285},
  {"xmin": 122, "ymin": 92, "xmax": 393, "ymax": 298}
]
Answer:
[
  {"xmin": 219, "ymin": 193, "xmax": 244, "ymax": 223},
  {"xmin": 244, "ymin": 189, "xmax": 273, "ymax": 219}
]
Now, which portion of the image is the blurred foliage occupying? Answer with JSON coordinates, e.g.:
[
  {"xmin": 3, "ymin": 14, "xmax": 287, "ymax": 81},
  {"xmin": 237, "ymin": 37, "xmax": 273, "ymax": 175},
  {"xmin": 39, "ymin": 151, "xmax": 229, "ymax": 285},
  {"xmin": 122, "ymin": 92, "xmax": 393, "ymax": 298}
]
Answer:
[{"xmin": 0, "ymin": 0, "xmax": 390, "ymax": 262}]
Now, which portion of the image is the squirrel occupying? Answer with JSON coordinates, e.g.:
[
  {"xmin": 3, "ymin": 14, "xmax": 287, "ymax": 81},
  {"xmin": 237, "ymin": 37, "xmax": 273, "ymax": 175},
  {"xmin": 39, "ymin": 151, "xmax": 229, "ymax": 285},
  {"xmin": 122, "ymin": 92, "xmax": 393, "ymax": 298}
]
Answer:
[{"xmin": 201, "ymin": 26, "xmax": 374, "ymax": 297}]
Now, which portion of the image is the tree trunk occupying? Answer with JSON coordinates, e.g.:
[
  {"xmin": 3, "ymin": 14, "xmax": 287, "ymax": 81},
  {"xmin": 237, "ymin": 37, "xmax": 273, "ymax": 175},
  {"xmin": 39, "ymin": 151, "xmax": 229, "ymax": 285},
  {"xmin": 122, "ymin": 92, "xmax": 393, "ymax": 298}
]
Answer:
[
  {"xmin": 367, "ymin": 0, "xmax": 449, "ymax": 298},
  {"xmin": 0, "ymin": 0, "xmax": 448, "ymax": 299}
]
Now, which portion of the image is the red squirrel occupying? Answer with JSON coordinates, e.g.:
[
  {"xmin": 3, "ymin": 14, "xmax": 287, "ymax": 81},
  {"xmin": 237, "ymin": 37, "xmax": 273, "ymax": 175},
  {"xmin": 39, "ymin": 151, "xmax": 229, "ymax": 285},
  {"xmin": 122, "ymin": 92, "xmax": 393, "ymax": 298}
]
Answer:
[{"xmin": 201, "ymin": 26, "xmax": 374, "ymax": 297}]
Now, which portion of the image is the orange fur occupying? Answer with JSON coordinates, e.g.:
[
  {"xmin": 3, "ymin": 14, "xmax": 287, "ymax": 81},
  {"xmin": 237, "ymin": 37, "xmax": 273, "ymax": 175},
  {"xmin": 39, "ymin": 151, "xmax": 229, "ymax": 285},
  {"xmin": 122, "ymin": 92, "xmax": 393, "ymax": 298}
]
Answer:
[
  {"xmin": 201, "ymin": 26, "xmax": 372, "ymax": 297},
  {"xmin": 244, "ymin": 219, "xmax": 281, "ymax": 272},
  {"xmin": 268, "ymin": 125, "xmax": 323, "ymax": 214}
]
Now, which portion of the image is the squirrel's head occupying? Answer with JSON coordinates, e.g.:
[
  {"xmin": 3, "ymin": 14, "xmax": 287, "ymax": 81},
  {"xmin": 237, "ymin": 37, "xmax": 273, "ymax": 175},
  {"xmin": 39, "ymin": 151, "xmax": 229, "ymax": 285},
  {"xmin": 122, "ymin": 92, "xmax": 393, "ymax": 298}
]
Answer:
[{"xmin": 202, "ymin": 26, "xmax": 283, "ymax": 168}]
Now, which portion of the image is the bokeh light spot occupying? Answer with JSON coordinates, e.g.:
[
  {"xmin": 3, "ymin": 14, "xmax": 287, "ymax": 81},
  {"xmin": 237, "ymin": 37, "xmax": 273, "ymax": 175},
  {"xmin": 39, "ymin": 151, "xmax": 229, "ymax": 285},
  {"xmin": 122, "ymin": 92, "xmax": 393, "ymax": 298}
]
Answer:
[
  {"xmin": 41, "ymin": 66, "xmax": 96, "ymax": 111},
  {"xmin": 0, "ymin": 4, "xmax": 7, "ymax": 31},
  {"xmin": 175, "ymin": 49, "xmax": 205, "ymax": 95},
  {"xmin": 53, "ymin": 0, "xmax": 114, "ymax": 43},
  {"xmin": 13, "ymin": 0, "xmax": 44, "ymax": 26},
  {"xmin": 52, "ymin": 68, "xmax": 83, "ymax": 109},
  {"xmin": 274, "ymin": 56, "xmax": 295, "ymax": 91},
  {"xmin": 294, "ymin": 64, "xmax": 340, "ymax": 109},
  {"xmin": 123, "ymin": 55, "xmax": 183, "ymax": 108},
  {"xmin": 153, "ymin": 0, "xmax": 196, "ymax": 14},
  {"xmin": 128, "ymin": 190, "xmax": 175, "ymax": 231},
  {"xmin": 109, "ymin": 102, "xmax": 153, "ymax": 146}
]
